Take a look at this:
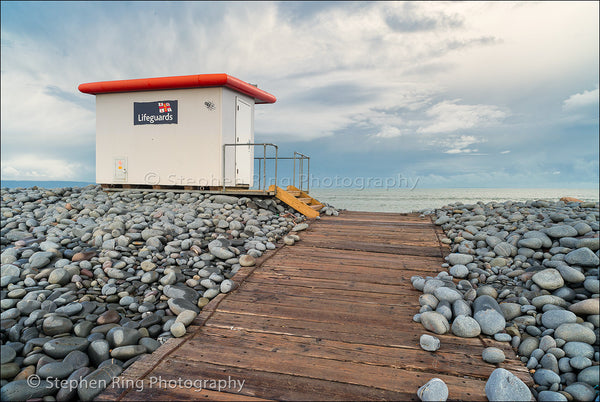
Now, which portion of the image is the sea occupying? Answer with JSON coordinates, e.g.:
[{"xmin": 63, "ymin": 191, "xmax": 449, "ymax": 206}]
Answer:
[{"xmin": 2, "ymin": 180, "xmax": 598, "ymax": 213}]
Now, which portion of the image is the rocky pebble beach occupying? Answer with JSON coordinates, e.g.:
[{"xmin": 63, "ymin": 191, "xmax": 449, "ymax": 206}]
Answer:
[
  {"xmin": 0, "ymin": 185, "xmax": 338, "ymax": 401},
  {"xmin": 415, "ymin": 198, "xmax": 599, "ymax": 402}
]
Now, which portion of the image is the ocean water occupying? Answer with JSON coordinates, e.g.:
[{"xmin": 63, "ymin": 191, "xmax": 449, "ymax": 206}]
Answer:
[
  {"xmin": 2, "ymin": 181, "xmax": 598, "ymax": 213},
  {"xmin": 310, "ymin": 188, "xmax": 600, "ymax": 213}
]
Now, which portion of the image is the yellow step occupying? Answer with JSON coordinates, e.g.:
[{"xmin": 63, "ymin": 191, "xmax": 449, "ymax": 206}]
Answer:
[
  {"xmin": 310, "ymin": 204, "xmax": 323, "ymax": 210},
  {"xmin": 297, "ymin": 197, "xmax": 312, "ymax": 203},
  {"xmin": 269, "ymin": 185, "xmax": 321, "ymax": 218}
]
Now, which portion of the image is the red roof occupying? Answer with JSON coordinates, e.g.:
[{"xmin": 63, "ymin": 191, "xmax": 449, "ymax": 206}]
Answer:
[{"xmin": 78, "ymin": 73, "xmax": 276, "ymax": 104}]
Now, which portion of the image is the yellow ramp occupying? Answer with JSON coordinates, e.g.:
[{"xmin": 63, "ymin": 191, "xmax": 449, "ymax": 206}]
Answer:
[{"xmin": 269, "ymin": 185, "xmax": 323, "ymax": 218}]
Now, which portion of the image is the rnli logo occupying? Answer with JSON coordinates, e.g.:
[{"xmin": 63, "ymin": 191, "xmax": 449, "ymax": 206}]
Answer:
[
  {"xmin": 134, "ymin": 100, "xmax": 178, "ymax": 125},
  {"xmin": 158, "ymin": 102, "xmax": 172, "ymax": 113}
]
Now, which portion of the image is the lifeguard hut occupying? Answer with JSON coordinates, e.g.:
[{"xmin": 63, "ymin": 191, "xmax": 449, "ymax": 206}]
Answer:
[{"xmin": 79, "ymin": 73, "xmax": 323, "ymax": 217}]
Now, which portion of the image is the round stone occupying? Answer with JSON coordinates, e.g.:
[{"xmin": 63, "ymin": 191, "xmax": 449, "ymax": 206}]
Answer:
[
  {"xmin": 0, "ymin": 379, "xmax": 57, "ymax": 400},
  {"xmin": 518, "ymin": 337, "xmax": 540, "ymax": 357},
  {"xmin": 97, "ymin": 309, "xmax": 121, "ymax": 325},
  {"xmin": 545, "ymin": 225, "xmax": 578, "ymax": 238},
  {"xmin": 220, "ymin": 279, "xmax": 234, "ymax": 293},
  {"xmin": 417, "ymin": 378, "xmax": 448, "ymax": 402},
  {"xmin": 569, "ymin": 356, "xmax": 592, "ymax": 370},
  {"xmin": 532, "ymin": 269, "xmax": 564, "ymax": 290},
  {"xmin": 485, "ymin": 368, "xmax": 532, "ymax": 402},
  {"xmin": 433, "ymin": 287, "xmax": 463, "ymax": 303},
  {"xmin": 139, "ymin": 337, "xmax": 161, "ymax": 353},
  {"xmin": 554, "ymin": 323, "xmax": 597, "ymax": 344},
  {"xmin": 537, "ymin": 391, "xmax": 567, "ymax": 401},
  {"xmin": 419, "ymin": 312, "xmax": 450, "ymax": 335},
  {"xmin": 167, "ymin": 298, "xmax": 200, "ymax": 315},
  {"xmin": 106, "ymin": 327, "xmax": 142, "ymax": 348},
  {"xmin": 170, "ymin": 322, "xmax": 186, "ymax": 338},
  {"xmin": 419, "ymin": 334, "xmax": 440, "ymax": 352},
  {"xmin": 449, "ymin": 264, "xmax": 468, "ymax": 278},
  {"xmin": 563, "ymin": 342, "xmax": 594, "ymax": 359},
  {"xmin": 541, "ymin": 309, "xmax": 577, "ymax": 329},
  {"xmin": 239, "ymin": 255, "xmax": 256, "ymax": 267},
  {"xmin": 583, "ymin": 278, "xmax": 599, "ymax": 294},
  {"xmin": 564, "ymin": 247, "xmax": 599, "ymax": 267},
  {"xmin": 42, "ymin": 336, "xmax": 89, "ymax": 359},
  {"xmin": 556, "ymin": 265, "xmax": 585, "ymax": 283},
  {"xmin": 77, "ymin": 364, "xmax": 123, "ymax": 401},
  {"xmin": 446, "ymin": 253, "xmax": 473, "ymax": 265},
  {"xmin": 563, "ymin": 382, "xmax": 596, "ymax": 402},
  {"xmin": 1, "ymin": 345, "xmax": 16, "ymax": 364},
  {"xmin": 176, "ymin": 310, "xmax": 197, "ymax": 326},
  {"xmin": 141, "ymin": 271, "xmax": 159, "ymax": 283},
  {"xmin": 493, "ymin": 242, "xmax": 514, "ymax": 257},
  {"xmin": 162, "ymin": 284, "xmax": 200, "ymax": 303},
  {"xmin": 110, "ymin": 345, "xmax": 146, "ymax": 360},
  {"xmin": 48, "ymin": 268, "xmax": 71, "ymax": 285},
  {"xmin": 533, "ymin": 369, "xmax": 561, "ymax": 386},
  {"xmin": 451, "ymin": 315, "xmax": 481, "ymax": 338},
  {"xmin": 518, "ymin": 238, "xmax": 543, "ymax": 249},
  {"xmin": 43, "ymin": 315, "xmax": 73, "ymax": 336},
  {"xmin": 569, "ymin": 299, "xmax": 600, "ymax": 316},
  {"xmin": 482, "ymin": 347, "xmax": 505, "ymax": 364},
  {"xmin": 140, "ymin": 261, "xmax": 156, "ymax": 271},
  {"xmin": 474, "ymin": 309, "xmax": 505, "ymax": 336},
  {"xmin": 576, "ymin": 365, "xmax": 599, "ymax": 387},
  {"xmin": 499, "ymin": 303, "xmax": 521, "ymax": 321},
  {"xmin": 88, "ymin": 339, "xmax": 110, "ymax": 366}
]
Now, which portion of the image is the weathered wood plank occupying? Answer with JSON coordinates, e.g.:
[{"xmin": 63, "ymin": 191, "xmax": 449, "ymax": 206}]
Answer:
[
  {"xmin": 178, "ymin": 326, "xmax": 527, "ymax": 381},
  {"xmin": 245, "ymin": 271, "xmax": 424, "ymax": 295},
  {"xmin": 166, "ymin": 342, "xmax": 490, "ymax": 401},
  {"xmin": 234, "ymin": 281, "xmax": 421, "ymax": 306},
  {"xmin": 129, "ymin": 360, "xmax": 410, "ymax": 401},
  {"xmin": 297, "ymin": 239, "xmax": 444, "ymax": 257},
  {"xmin": 266, "ymin": 245, "xmax": 442, "ymax": 270},
  {"xmin": 259, "ymin": 264, "xmax": 434, "ymax": 285}
]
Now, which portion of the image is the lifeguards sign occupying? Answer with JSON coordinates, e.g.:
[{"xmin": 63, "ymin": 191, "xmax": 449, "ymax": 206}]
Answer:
[{"xmin": 133, "ymin": 100, "xmax": 178, "ymax": 125}]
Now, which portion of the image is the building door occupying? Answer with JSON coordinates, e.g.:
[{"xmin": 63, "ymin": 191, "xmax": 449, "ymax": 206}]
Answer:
[{"xmin": 235, "ymin": 98, "xmax": 252, "ymax": 186}]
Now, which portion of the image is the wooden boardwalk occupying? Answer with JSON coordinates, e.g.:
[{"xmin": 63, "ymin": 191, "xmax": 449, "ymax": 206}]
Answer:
[{"xmin": 99, "ymin": 211, "xmax": 532, "ymax": 401}]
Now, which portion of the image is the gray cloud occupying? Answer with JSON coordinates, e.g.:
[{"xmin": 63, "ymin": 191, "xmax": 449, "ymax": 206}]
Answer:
[
  {"xmin": 384, "ymin": 2, "xmax": 463, "ymax": 32},
  {"xmin": 45, "ymin": 85, "xmax": 94, "ymax": 111}
]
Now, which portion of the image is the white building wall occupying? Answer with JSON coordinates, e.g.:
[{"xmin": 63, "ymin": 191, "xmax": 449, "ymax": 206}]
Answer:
[{"xmin": 95, "ymin": 87, "xmax": 252, "ymax": 187}]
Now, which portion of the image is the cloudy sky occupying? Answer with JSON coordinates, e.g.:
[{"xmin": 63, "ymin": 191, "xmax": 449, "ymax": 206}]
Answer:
[{"xmin": 1, "ymin": 1, "xmax": 598, "ymax": 188}]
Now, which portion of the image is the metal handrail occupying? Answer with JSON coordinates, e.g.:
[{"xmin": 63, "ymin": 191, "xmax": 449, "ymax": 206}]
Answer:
[
  {"xmin": 293, "ymin": 152, "xmax": 310, "ymax": 193},
  {"xmin": 222, "ymin": 143, "xmax": 278, "ymax": 192}
]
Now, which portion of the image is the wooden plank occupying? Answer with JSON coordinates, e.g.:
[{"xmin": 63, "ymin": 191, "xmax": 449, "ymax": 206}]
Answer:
[
  {"xmin": 206, "ymin": 311, "xmax": 491, "ymax": 352},
  {"xmin": 234, "ymin": 281, "xmax": 420, "ymax": 306},
  {"xmin": 224, "ymin": 289, "xmax": 416, "ymax": 314},
  {"xmin": 267, "ymin": 245, "xmax": 443, "ymax": 270},
  {"xmin": 245, "ymin": 271, "xmax": 424, "ymax": 295},
  {"xmin": 130, "ymin": 360, "xmax": 409, "ymax": 401},
  {"xmin": 166, "ymin": 341, "xmax": 490, "ymax": 401},
  {"xmin": 178, "ymin": 326, "xmax": 527, "ymax": 381},
  {"xmin": 260, "ymin": 264, "xmax": 434, "ymax": 284},
  {"xmin": 297, "ymin": 239, "xmax": 443, "ymax": 257}
]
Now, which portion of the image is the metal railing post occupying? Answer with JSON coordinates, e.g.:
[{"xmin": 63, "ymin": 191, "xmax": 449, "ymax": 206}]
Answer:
[
  {"xmin": 263, "ymin": 144, "xmax": 267, "ymax": 192},
  {"xmin": 307, "ymin": 157, "xmax": 310, "ymax": 193},
  {"xmin": 222, "ymin": 145, "xmax": 226, "ymax": 192},
  {"xmin": 292, "ymin": 152, "xmax": 296, "ymax": 189},
  {"xmin": 274, "ymin": 146, "xmax": 278, "ymax": 190},
  {"xmin": 257, "ymin": 158, "xmax": 261, "ymax": 190}
]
